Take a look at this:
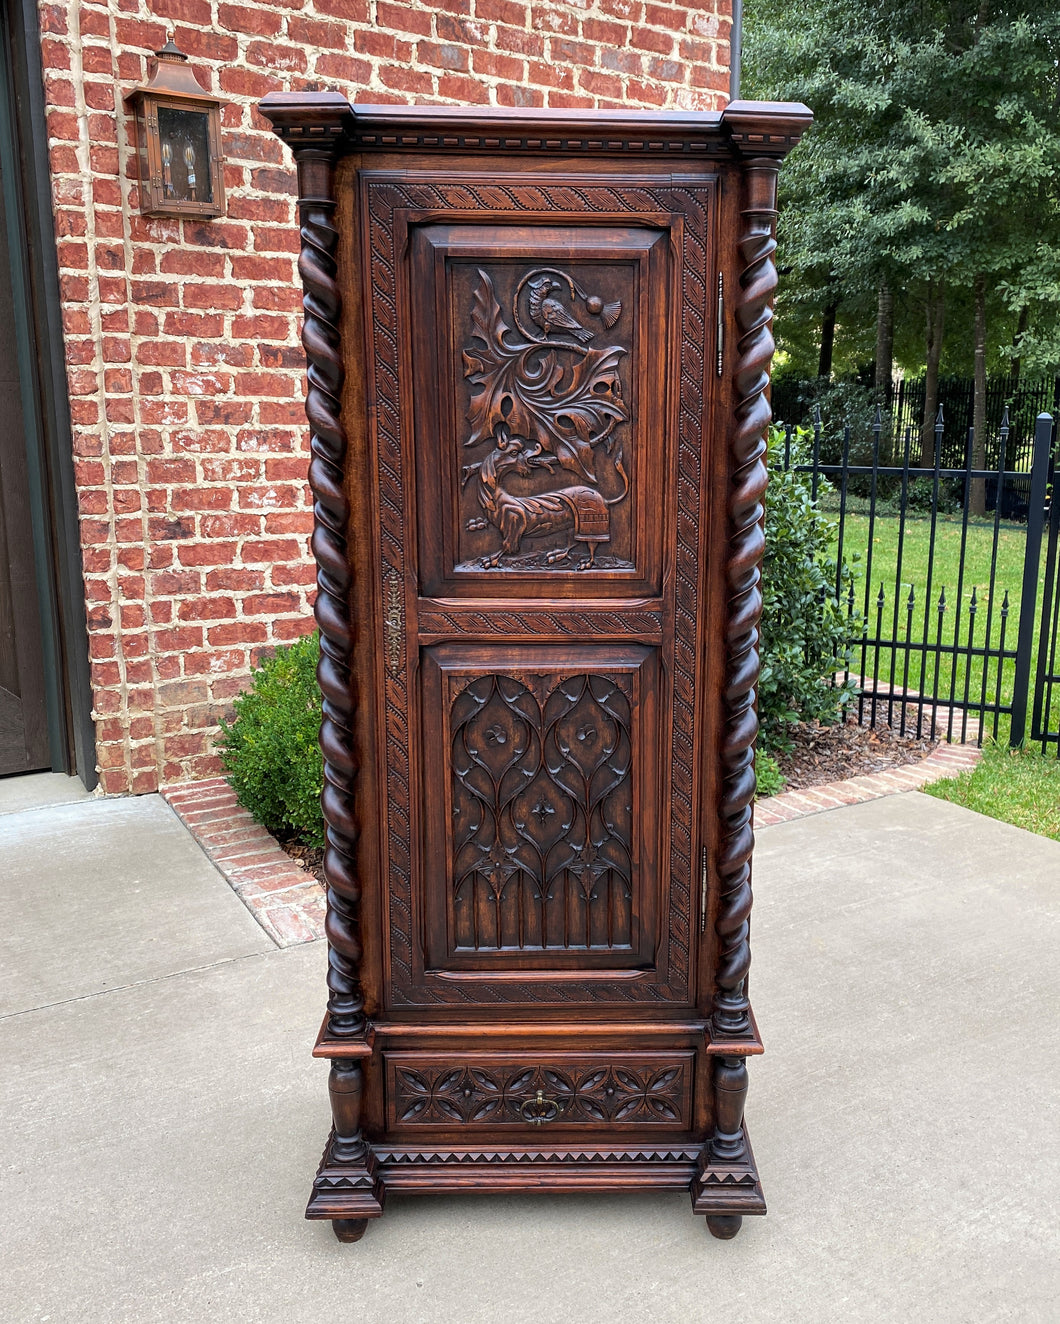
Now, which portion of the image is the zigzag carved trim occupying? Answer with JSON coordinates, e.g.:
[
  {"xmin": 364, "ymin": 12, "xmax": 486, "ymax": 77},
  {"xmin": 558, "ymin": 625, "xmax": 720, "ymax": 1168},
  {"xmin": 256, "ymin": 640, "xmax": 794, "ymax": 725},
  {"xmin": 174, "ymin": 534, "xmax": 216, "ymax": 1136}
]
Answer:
[{"xmin": 374, "ymin": 1146, "xmax": 702, "ymax": 1165}]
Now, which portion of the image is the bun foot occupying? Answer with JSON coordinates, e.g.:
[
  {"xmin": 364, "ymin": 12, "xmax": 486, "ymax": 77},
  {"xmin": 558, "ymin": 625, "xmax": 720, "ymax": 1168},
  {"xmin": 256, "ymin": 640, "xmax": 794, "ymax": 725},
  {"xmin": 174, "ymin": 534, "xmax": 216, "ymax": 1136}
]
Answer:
[
  {"xmin": 706, "ymin": 1214, "xmax": 742, "ymax": 1240},
  {"xmin": 333, "ymin": 1218, "xmax": 368, "ymax": 1243}
]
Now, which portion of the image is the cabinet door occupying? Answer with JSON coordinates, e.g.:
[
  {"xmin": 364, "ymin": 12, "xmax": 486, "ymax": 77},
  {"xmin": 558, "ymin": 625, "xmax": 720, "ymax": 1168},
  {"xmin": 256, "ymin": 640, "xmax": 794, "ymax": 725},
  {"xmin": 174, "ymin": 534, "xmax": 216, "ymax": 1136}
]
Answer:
[{"xmin": 361, "ymin": 171, "xmax": 716, "ymax": 1009}]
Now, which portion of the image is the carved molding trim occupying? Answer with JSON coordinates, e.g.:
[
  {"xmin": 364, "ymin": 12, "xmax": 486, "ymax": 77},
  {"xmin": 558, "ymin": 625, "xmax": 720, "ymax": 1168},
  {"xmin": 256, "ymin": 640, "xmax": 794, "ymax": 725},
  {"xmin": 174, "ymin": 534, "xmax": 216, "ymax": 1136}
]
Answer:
[
  {"xmin": 366, "ymin": 177, "xmax": 710, "ymax": 1006},
  {"xmin": 720, "ymin": 100, "xmax": 815, "ymax": 160},
  {"xmin": 259, "ymin": 95, "xmax": 812, "ymax": 162},
  {"xmin": 357, "ymin": 130, "xmax": 728, "ymax": 156},
  {"xmin": 417, "ymin": 608, "xmax": 663, "ymax": 638},
  {"xmin": 314, "ymin": 1172, "xmax": 380, "ymax": 1191},
  {"xmin": 713, "ymin": 161, "xmax": 780, "ymax": 1038},
  {"xmin": 695, "ymin": 1169, "xmax": 760, "ymax": 1187},
  {"xmin": 375, "ymin": 1146, "xmax": 702, "ymax": 1165}
]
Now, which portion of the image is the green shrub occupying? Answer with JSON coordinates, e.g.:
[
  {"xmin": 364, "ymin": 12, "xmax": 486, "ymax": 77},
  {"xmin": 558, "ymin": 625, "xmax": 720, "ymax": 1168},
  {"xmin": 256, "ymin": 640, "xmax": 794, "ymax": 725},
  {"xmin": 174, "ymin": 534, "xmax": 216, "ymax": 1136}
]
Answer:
[
  {"xmin": 759, "ymin": 425, "xmax": 858, "ymax": 754},
  {"xmin": 216, "ymin": 631, "xmax": 325, "ymax": 849},
  {"xmin": 755, "ymin": 750, "xmax": 785, "ymax": 798}
]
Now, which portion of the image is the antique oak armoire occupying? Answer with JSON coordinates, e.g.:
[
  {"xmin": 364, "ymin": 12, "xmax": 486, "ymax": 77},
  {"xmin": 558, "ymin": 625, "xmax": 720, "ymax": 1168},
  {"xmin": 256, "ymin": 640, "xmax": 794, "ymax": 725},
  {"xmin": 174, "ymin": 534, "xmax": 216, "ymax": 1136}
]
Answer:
[{"xmin": 260, "ymin": 94, "xmax": 810, "ymax": 1243}]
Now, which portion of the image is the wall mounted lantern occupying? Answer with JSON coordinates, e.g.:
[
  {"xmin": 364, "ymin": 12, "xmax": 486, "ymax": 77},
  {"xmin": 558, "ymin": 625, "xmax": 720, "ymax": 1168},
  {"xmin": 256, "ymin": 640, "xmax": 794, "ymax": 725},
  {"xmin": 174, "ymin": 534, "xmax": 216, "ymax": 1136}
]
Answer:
[{"xmin": 125, "ymin": 38, "xmax": 226, "ymax": 219}]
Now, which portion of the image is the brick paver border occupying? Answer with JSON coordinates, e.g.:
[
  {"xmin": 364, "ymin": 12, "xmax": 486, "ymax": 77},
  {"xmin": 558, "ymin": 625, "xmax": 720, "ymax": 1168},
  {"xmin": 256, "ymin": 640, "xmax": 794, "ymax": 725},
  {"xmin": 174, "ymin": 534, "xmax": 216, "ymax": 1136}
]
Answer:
[
  {"xmin": 754, "ymin": 741, "xmax": 982, "ymax": 827},
  {"xmin": 163, "ymin": 736, "xmax": 983, "ymax": 944},
  {"xmin": 161, "ymin": 778, "xmax": 325, "ymax": 947}
]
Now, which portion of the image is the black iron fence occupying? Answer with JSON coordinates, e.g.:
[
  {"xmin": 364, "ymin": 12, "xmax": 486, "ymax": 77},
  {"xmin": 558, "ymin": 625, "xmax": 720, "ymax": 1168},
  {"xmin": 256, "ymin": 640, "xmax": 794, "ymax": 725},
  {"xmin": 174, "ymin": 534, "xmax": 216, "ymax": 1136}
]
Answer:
[
  {"xmin": 1033, "ymin": 478, "xmax": 1060, "ymax": 752},
  {"xmin": 775, "ymin": 408, "xmax": 1059, "ymax": 752},
  {"xmin": 773, "ymin": 374, "xmax": 1060, "ymax": 474},
  {"xmin": 891, "ymin": 375, "xmax": 1060, "ymax": 472}
]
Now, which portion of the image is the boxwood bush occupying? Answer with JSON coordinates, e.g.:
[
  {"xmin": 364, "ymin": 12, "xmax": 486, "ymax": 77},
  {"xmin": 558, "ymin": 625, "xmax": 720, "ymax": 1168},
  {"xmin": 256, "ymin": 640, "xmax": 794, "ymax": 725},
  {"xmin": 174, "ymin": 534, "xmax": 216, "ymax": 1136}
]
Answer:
[
  {"xmin": 216, "ymin": 631, "xmax": 325, "ymax": 849},
  {"xmin": 758, "ymin": 424, "xmax": 858, "ymax": 761}
]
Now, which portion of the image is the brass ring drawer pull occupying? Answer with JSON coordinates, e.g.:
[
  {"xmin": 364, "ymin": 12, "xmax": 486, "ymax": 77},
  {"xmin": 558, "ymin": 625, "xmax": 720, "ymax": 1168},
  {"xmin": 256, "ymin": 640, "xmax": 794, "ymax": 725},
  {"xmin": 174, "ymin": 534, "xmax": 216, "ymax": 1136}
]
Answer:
[{"xmin": 519, "ymin": 1089, "xmax": 562, "ymax": 1126}]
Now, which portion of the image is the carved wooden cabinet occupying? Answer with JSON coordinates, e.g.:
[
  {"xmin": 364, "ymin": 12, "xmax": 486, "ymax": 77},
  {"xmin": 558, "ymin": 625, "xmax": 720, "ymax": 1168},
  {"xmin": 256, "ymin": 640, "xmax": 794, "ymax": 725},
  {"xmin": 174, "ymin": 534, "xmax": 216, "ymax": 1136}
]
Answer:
[{"xmin": 261, "ymin": 95, "xmax": 810, "ymax": 1242}]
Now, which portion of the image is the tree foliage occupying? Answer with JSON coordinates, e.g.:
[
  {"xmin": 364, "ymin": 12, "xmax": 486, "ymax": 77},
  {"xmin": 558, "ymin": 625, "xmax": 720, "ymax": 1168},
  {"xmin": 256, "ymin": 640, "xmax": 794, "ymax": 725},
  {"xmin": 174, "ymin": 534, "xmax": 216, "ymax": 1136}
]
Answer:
[{"xmin": 745, "ymin": 1, "xmax": 1060, "ymax": 380}]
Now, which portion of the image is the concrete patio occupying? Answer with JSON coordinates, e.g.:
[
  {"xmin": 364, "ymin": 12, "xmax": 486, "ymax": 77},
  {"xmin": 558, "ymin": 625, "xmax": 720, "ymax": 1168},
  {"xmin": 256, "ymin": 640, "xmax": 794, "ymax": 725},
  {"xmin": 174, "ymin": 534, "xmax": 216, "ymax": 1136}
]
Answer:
[{"xmin": 1, "ymin": 778, "xmax": 1057, "ymax": 1323}]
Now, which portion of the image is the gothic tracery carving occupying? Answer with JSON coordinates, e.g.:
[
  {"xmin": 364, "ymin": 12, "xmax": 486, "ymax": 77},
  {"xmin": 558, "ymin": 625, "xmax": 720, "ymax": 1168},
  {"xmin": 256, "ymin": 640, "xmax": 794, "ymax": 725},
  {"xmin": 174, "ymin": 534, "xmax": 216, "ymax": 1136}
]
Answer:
[{"xmin": 450, "ymin": 672, "xmax": 634, "ymax": 952}]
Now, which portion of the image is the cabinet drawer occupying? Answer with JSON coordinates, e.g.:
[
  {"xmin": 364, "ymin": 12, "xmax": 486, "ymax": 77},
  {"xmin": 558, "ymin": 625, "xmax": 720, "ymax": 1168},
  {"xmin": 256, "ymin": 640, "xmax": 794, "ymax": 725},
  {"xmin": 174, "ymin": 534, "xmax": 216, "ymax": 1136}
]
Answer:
[{"xmin": 384, "ymin": 1051, "xmax": 694, "ymax": 1131}]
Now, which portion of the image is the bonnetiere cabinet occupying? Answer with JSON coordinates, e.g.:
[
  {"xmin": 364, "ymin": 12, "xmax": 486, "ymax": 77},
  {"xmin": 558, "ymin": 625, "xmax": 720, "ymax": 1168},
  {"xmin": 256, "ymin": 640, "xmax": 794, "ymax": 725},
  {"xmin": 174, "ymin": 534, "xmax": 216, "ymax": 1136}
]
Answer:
[{"xmin": 260, "ymin": 95, "xmax": 810, "ymax": 1243}]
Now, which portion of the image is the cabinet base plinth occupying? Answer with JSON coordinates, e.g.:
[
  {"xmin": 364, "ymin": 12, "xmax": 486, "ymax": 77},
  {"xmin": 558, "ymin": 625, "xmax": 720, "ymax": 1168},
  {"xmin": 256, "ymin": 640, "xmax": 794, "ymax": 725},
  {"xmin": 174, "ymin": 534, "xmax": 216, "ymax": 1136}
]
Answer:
[
  {"xmin": 689, "ymin": 1129, "xmax": 767, "ymax": 1221},
  {"xmin": 305, "ymin": 1132, "xmax": 385, "ymax": 1224},
  {"xmin": 307, "ymin": 1128, "xmax": 765, "ymax": 1229}
]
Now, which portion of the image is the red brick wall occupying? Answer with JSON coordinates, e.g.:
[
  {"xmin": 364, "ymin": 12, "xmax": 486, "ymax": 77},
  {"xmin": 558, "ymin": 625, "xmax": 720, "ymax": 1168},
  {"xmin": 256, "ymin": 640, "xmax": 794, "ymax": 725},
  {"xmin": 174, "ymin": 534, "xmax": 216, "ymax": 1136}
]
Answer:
[{"xmin": 40, "ymin": 0, "xmax": 732, "ymax": 794}]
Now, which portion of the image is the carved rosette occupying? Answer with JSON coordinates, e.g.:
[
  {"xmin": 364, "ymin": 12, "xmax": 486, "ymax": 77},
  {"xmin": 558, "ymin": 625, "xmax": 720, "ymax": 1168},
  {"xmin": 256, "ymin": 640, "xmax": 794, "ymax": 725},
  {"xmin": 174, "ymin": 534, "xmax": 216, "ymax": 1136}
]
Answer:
[
  {"xmin": 259, "ymin": 98, "xmax": 364, "ymax": 1044},
  {"xmin": 714, "ymin": 159, "xmax": 781, "ymax": 1038}
]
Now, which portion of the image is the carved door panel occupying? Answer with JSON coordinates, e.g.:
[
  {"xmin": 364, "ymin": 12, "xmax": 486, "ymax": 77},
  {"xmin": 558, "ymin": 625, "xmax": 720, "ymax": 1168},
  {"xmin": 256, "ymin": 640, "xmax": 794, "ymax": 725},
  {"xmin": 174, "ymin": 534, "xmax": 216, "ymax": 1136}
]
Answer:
[
  {"xmin": 421, "ymin": 644, "xmax": 660, "ymax": 974},
  {"xmin": 411, "ymin": 224, "xmax": 668, "ymax": 598},
  {"xmin": 363, "ymin": 171, "xmax": 716, "ymax": 1010}
]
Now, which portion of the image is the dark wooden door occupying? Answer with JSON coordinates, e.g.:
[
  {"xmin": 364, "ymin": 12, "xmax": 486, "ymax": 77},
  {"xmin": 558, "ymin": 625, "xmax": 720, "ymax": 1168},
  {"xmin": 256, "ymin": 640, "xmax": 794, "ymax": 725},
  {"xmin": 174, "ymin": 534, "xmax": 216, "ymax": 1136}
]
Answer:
[
  {"xmin": 362, "ymin": 171, "xmax": 717, "ymax": 1013},
  {"xmin": 0, "ymin": 152, "xmax": 49, "ymax": 775}
]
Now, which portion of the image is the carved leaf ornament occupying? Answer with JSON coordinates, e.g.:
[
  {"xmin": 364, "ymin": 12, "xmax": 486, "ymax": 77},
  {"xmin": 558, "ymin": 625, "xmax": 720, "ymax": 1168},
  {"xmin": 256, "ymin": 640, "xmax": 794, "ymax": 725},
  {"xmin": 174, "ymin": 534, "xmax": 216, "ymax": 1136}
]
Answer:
[{"xmin": 463, "ymin": 269, "xmax": 628, "ymax": 483}]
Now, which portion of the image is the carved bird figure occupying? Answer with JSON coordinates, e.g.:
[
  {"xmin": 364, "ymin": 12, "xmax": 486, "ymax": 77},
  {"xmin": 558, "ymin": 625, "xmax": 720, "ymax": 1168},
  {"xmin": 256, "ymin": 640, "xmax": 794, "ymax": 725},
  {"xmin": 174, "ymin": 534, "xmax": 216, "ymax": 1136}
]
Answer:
[{"xmin": 527, "ymin": 276, "xmax": 594, "ymax": 344}]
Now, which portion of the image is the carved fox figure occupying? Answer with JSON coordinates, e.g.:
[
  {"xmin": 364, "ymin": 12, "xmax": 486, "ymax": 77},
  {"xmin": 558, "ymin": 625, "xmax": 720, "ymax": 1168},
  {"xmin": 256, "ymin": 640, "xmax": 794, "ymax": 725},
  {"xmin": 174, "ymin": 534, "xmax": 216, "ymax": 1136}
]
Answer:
[{"xmin": 463, "ymin": 423, "xmax": 629, "ymax": 569}]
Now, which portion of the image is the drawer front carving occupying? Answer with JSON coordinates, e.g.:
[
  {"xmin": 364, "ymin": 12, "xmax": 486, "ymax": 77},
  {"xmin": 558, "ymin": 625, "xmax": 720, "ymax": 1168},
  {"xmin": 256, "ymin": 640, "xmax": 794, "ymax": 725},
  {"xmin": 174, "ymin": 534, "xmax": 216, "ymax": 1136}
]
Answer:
[{"xmin": 385, "ymin": 1052, "xmax": 693, "ymax": 1130}]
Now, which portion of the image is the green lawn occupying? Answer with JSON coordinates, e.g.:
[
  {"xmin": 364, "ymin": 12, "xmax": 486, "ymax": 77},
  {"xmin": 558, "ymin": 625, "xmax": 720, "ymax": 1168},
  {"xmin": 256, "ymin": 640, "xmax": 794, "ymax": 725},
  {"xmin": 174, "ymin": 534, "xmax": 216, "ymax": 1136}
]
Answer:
[
  {"xmin": 827, "ymin": 511, "xmax": 1048, "ymax": 743},
  {"xmin": 923, "ymin": 742, "xmax": 1060, "ymax": 840}
]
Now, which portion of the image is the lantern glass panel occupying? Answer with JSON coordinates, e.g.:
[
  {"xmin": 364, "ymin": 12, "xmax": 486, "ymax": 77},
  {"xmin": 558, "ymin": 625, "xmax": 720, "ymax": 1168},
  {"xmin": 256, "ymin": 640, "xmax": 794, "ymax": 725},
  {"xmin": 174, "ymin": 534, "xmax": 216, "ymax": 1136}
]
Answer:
[{"xmin": 156, "ymin": 105, "xmax": 213, "ymax": 205}]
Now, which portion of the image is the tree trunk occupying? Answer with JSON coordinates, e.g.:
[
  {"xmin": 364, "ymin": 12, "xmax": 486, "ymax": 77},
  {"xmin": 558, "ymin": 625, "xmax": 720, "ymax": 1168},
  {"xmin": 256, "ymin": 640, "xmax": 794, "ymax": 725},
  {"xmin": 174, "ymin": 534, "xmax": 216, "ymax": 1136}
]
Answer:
[
  {"xmin": 1011, "ymin": 304, "xmax": 1029, "ymax": 379},
  {"xmin": 970, "ymin": 272, "xmax": 988, "ymax": 517},
  {"xmin": 874, "ymin": 280, "xmax": 894, "ymax": 396},
  {"xmin": 818, "ymin": 299, "xmax": 838, "ymax": 379},
  {"xmin": 918, "ymin": 278, "xmax": 945, "ymax": 466}
]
